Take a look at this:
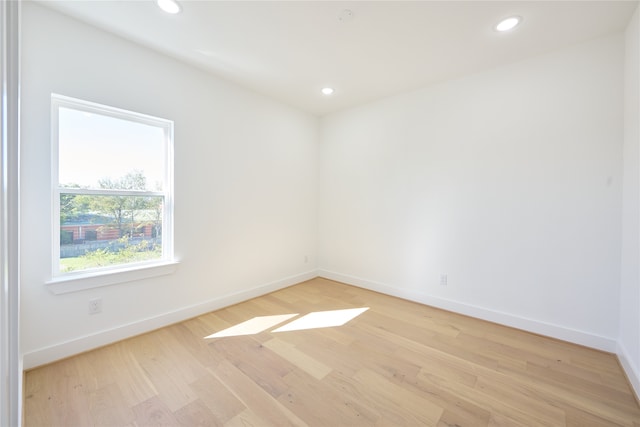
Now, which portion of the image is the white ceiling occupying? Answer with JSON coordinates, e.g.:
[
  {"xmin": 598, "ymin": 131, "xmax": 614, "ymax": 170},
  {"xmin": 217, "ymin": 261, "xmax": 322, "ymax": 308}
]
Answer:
[{"xmin": 40, "ymin": 1, "xmax": 638, "ymax": 116}]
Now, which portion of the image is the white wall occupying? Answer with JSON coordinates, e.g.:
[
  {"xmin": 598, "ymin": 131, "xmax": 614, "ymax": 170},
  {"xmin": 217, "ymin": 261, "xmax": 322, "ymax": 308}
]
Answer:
[
  {"xmin": 21, "ymin": 3, "xmax": 319, "ymax": 368},
  {"xmin": 319, "ymin": 34, "xmax": 624, "ymax": 351},
  {"xmin": 620, "ymin": 4, "xmax": 640, "ymax": 398}
]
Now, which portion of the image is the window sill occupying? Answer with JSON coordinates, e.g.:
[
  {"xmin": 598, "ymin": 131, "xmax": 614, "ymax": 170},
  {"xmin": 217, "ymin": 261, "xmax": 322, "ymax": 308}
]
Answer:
[{"xmin": 46, "ymin": 261, "xmax": 179, "ymax": 295}]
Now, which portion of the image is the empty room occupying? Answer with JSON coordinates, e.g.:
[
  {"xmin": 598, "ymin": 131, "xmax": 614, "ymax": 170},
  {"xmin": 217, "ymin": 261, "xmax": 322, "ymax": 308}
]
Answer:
[{"xmin": 1, "ymin": 0, "xmax": 640, "ymax": 425}]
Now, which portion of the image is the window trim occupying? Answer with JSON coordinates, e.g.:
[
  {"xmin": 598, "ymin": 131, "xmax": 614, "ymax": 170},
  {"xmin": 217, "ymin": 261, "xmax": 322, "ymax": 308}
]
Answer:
[
  {"xmin": 46, "ymin": 261, "xmax": 179, "ymax": 295},
  {"xmin": 50, "ymin": 94, "xmax": 175, "ymax": 289}
]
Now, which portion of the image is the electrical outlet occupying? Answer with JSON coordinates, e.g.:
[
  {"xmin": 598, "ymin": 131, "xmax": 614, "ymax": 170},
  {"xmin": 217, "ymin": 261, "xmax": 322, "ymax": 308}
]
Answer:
[
  {"xmin": 304, "ymin": 255, "xmax": 309, "ymax": 263},
  {"xmin": 440, "ymin": 274, "xmax": 448, "ymax": 286},
  {"xmin": 89, "ymin": 298, "xmax": 102, "ymax": 315}
]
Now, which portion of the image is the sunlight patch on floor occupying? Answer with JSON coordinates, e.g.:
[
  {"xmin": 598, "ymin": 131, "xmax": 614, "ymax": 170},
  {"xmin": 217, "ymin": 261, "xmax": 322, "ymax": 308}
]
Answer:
[
  {"xmin": 272, "ymin": 307, "xmax": 369, "ymax": 333},
  {"xmin": 204, "ymin": 313, "xmax": 298, "ymax": 339}
]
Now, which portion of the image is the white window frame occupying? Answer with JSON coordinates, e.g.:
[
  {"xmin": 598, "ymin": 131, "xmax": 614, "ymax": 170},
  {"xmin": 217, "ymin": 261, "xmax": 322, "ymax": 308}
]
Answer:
[{"xmin": 47, "ymin": 94, "xmax": 176, "ymax": 294}]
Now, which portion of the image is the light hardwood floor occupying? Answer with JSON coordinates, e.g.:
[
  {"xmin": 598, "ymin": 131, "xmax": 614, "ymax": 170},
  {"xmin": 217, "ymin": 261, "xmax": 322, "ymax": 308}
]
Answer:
[{"xmin": 25, "ymin": 278, "xmax": 640, "ymax": 426}]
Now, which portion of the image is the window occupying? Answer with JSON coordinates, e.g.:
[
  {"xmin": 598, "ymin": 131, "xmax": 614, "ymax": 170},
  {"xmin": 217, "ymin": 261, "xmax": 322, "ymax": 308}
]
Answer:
[{"xmin": 51, "ymin": 95, "xmax": 174, "ymax": 283}]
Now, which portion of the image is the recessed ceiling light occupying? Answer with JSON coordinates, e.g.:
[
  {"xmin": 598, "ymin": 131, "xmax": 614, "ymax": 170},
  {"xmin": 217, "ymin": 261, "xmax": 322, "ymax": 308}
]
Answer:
[
  {"xmin": 321, "ymin": 87, "xmax": 335, "ymax": 96},
  {"xmin": 157, "ymin": 0, "xmax": 181, "ymax": 14},
  {"xmin": 495, "ymin": 16, "xmax": 521, "ymax": 32}
]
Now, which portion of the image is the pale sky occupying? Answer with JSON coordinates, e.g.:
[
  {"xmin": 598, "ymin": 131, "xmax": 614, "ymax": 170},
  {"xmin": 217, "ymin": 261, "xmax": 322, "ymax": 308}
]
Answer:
[{"xmin": 58, "ymin": 107, "xmax": 166, "ymax": 189}]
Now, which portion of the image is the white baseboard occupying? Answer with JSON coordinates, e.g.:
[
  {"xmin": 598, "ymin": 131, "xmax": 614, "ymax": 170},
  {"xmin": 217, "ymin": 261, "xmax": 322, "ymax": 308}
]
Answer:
[
  {"xmin": 23, "ymin": 270, "xmax": 318, "ymax": 369},
  {"xmin": 318, "ymin": 269, "xmax": 618, "ymax": 353},
  {"xmin": 617, "ymin": 340, "xmax": 640, "ymax": 401},
  {"xmin": 24, "ymin": 268, "xmax": 624, "ymax": 372}
]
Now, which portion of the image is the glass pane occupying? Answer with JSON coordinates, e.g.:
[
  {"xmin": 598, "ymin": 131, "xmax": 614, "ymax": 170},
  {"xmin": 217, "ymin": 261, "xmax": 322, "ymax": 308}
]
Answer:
[
  {"xmin": 58, "ymin": 107, "xmax": 165, "ymax": 190},
  {"xmin": 59, "ymin": 193, "xmax": 163, "ymax": 273}
]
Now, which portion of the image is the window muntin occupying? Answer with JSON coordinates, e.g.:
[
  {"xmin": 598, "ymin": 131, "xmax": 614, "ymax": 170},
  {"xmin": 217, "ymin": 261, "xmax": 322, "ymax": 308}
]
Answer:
[{"xmin": 52, "ymin": 95, "xmax": 173, "ymax": 277}]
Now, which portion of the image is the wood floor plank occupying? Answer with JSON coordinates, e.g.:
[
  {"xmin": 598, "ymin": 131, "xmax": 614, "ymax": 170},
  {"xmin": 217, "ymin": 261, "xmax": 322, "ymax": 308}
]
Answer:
[
  {"xmin": 127, "ymin": 333, "xmax": 199, "ymax": 412},
  {"xmin": 188, "ymin": 372, "xmax": 245, "ymax": 424},
  {"xmin": 279, "ymin": 329, "xmax": 361, "ymax": 378},
  {"xmin": 86, "ymin": 383, "xmax": 136, "ymax": 427},
  {"xmin": 173, "ymin": 399, "xmax": 222, "ymax": 427},
  {"xmin": 417, "ymin": 367, "xmax": 560, "ymax": 426},
  {"xmin": 278, "ymin": 368, "xmax": 379, "ymax": 426},
  {"xmin": 263, "ymin": 337, "xmax": 332, "ymax": 380},
  {"xmin": 524, "ymin": 359, "xmax": 639, "ymax": 409},
  {"xmin": 352, "ymin": 368, "xmax": 444, "ymax": 425},
  {"xmin": 131, "ymin": 395, "xmax": 180, "ymax": 426},
  {"xmin": 413, "ymin": 378, "xmax": 491, "ymax": 427},
  {"xmin": 107, "ymin": 343, "xmax": 159, "ymax": 408},
  {"xmin": 563, "ymin": 403, "xmax": 633, "ymax": 427},
  {"xmin": 223, "ymin": 409, "xmax": 268, "ymax": 427},
  {"xmin": 210, "ymin": 361, "xmax": 308, "ymax": 427},
  {"xmin": 396, "ymin": 346, "xmax": 479, "ymax": 387},
  {"xmin": 209, "ymin": 335, "xmax": 294, "ymax": 398},
  {"xmin": 487, "ymin": 412, "xmax": 531, "ymax": 427},
  {"xmin": 25, "ymin": 358, "xmax": 94, "ymax": 427},
  {"xmin": 473, "ymin": 375, "xmax": 568, "ymax": 425},
  {"xmin": 24, "ymin": 278, "xmax": 640, "ymax": 426},
  {"xmin": 71, "ymin": 347, "xmax": 111, "ymax": 394},
  {"xmin": 347, "ymin": 338, "xmax": 423, "ymax": 385}
]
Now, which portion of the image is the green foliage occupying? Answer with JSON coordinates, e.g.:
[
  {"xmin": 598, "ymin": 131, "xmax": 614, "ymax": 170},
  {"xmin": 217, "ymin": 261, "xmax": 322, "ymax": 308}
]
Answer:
[
  {"xmin": 59, "ymin": 172, "xmax": 164, "ymax": 275},
  {"xmin": 60, "ymin": 170, "xmax": 163, "ymax": 239},
  {"xmin": 98, "ymin": 170, "xmax": 147, "ymax": 191},
  {"xmin": 60, "ymin": 237, "xmax": 162, "ymax": 272},
  {"xmin": 60, "ymin": 193, "xmax": 77, "ymax": 224},
  {"xmin": 60, "ymin": 183, "xmax": 88, "ymax": 223},
  {"xmin": 92, "ymin": 170, "xmax": 150, "ymax": 237}
]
